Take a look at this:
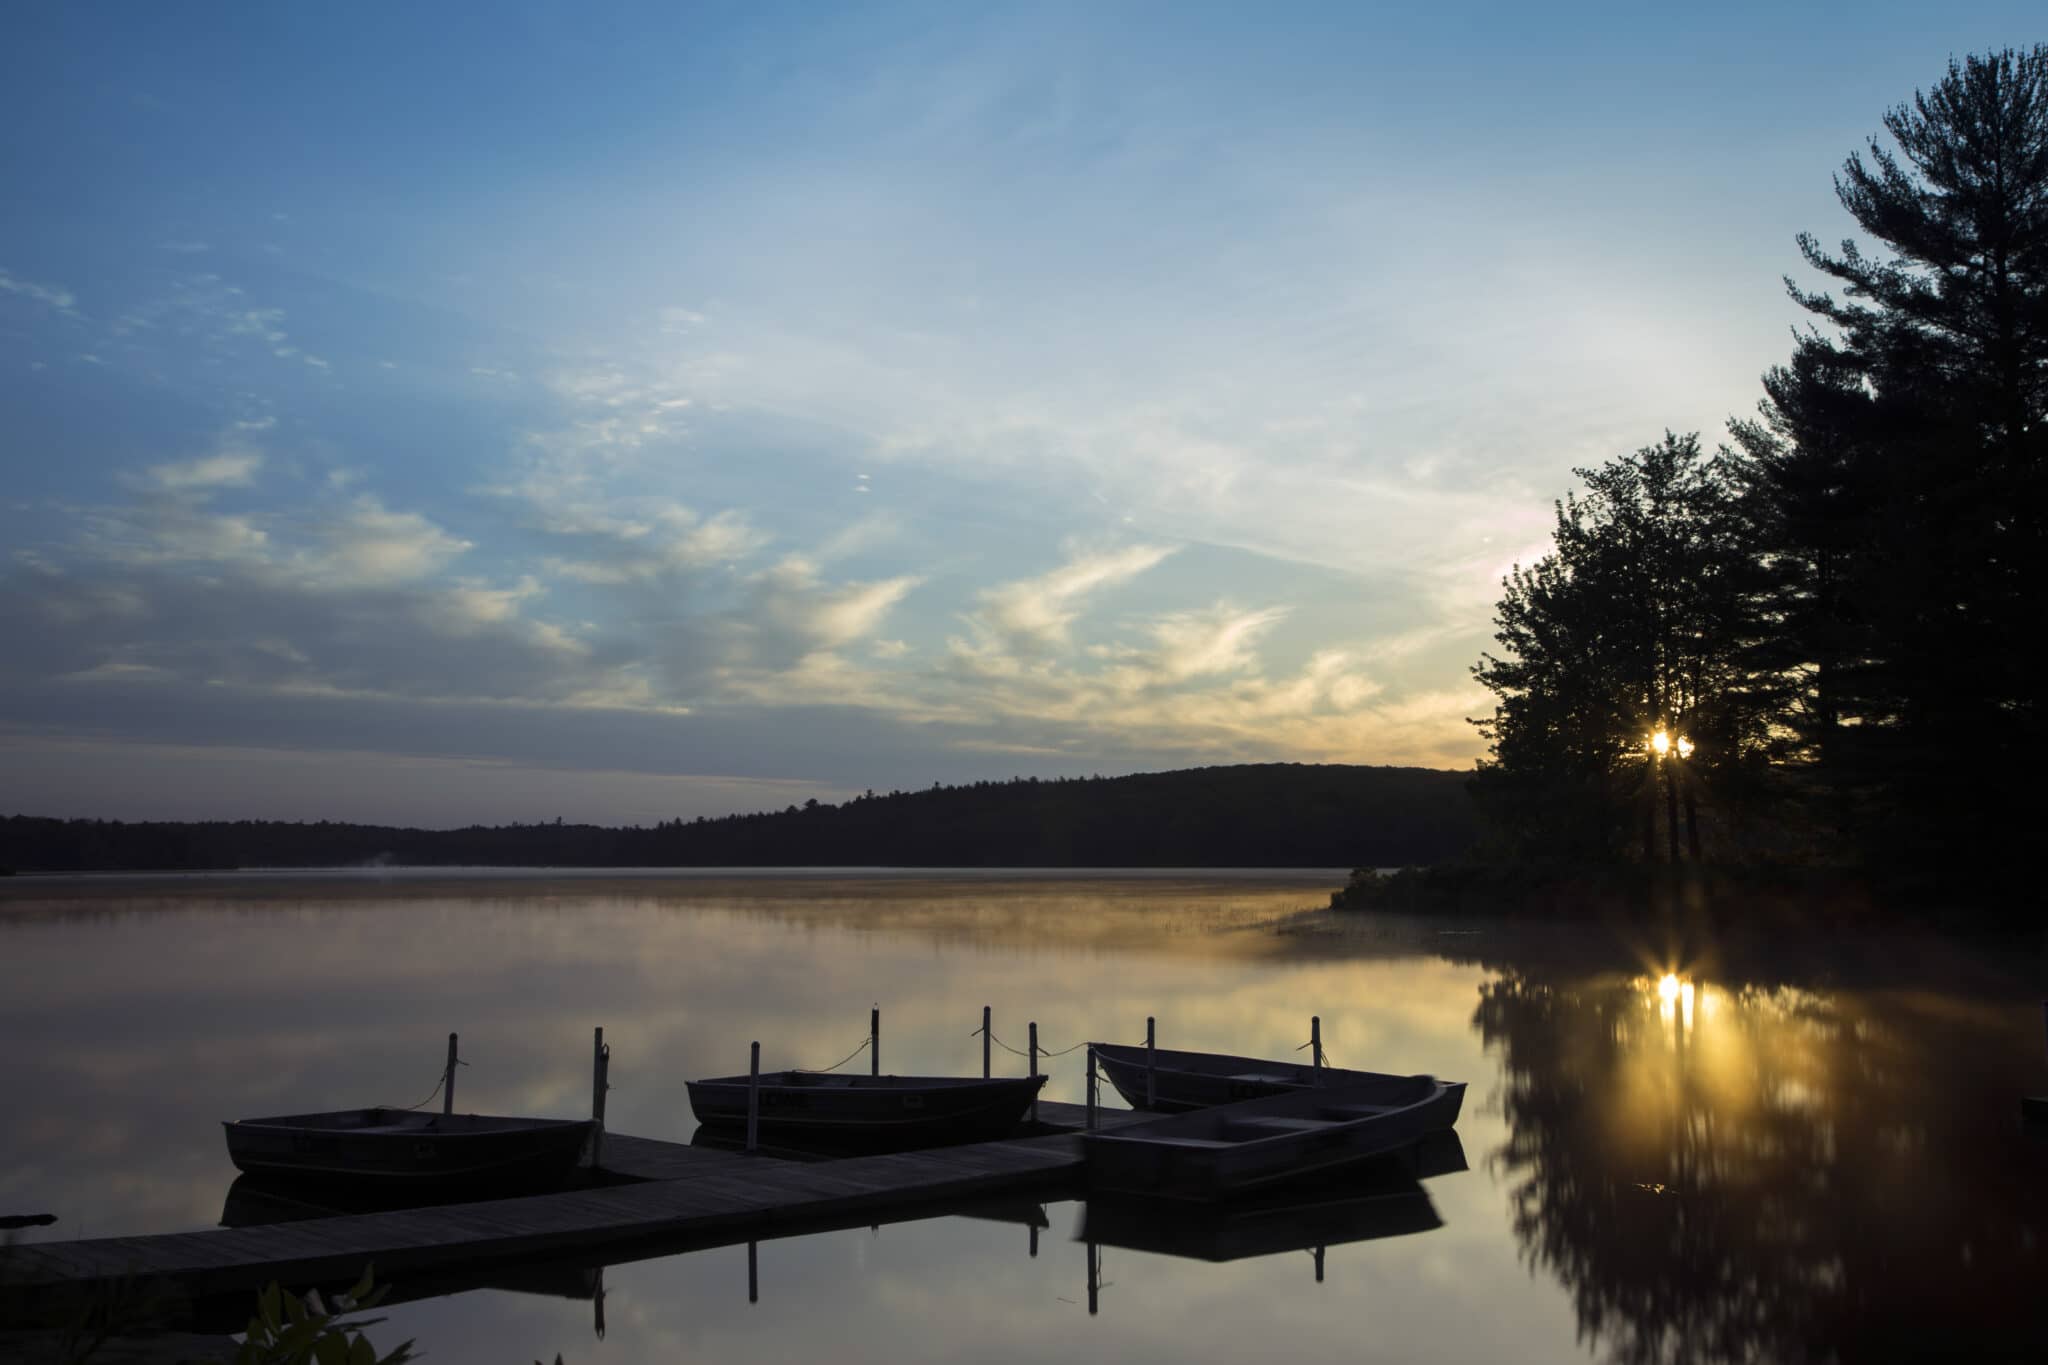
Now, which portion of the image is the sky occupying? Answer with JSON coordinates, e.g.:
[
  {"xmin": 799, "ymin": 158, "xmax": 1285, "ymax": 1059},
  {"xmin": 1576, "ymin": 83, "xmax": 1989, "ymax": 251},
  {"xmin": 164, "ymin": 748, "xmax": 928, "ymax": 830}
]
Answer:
[{"xmin": 1, "ymin": 2, "xmax": 2037, "ymax": 827}]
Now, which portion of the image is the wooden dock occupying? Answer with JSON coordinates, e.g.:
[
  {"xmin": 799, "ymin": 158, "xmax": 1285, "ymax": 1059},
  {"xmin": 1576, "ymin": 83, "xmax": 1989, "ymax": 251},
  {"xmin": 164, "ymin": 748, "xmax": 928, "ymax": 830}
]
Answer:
[{"xmin": 0, "ymin": 1103, "xmax": 1136, "ymax": 1311}]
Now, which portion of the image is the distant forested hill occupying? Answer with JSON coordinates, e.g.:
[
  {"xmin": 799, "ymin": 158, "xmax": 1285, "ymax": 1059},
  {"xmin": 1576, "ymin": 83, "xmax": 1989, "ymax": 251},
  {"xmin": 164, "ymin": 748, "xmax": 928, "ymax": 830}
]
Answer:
[{"xmin": 0, "ymin": 764, "xmax": 1477, "ymax": 872}]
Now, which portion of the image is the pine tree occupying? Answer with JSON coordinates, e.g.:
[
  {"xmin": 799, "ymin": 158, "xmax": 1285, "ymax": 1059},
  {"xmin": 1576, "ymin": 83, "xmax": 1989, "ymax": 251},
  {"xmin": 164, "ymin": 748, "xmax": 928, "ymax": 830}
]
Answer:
[
  {"xmin": 1768, "ymin": 46, "xmax": 2048, "ymax": 880},
  {"xmin": 1474, "ymin": 435, "xmax": 1775, "ymax": 861}
]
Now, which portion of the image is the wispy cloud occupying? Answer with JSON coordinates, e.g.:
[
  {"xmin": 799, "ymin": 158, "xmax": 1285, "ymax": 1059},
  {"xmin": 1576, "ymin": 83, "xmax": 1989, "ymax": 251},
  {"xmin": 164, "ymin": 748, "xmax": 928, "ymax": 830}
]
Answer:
[
  {"xmin": 145, "ymin": 452, "xmax": 263, "ymax": 491},
  {"xmin": 313, "ymin": 497, "xmax": 470, "ymax": 586},
  {"xmin": 0, "ymin": 267, "xmax": 79, "ymax": 314},
  {"xmin": 1098, "ymin": 603, "xmax": 1291, "ymax": 688},
  {"xmin": 544, "ymin": 505, "xmax": 767, "ymax": 584},
  {"xmin": 694, "ymin": 557, "xmax": 924, "ymax": 700},
  {"xmin": 969, "ymin": 543, "xmax": 1174, "ymax": 656}
]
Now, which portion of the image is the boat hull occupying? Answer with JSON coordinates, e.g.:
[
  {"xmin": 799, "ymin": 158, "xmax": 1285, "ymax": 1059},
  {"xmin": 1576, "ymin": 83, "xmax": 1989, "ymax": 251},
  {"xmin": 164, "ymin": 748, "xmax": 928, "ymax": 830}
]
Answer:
[
  {"xmin": 1084, "ymin": 1075, "xmax": 1466, "ymax": 1200},
  {"xmin": 222, "ymin": 1109, "xmax": 597, "ymax": 1191},
  {"xmin": 686, "ymin": 1073, "xmax": 1046, "ymax": 1147}
]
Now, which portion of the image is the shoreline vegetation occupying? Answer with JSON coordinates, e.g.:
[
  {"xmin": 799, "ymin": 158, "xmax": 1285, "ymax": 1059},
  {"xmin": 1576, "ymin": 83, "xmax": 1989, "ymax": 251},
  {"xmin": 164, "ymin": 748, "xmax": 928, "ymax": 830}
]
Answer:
[
  {"xmin": 1449, "ymin": 49, "xmax": 2048, "ymax": 921},
  {"xmin": 1329, "ymin": 863, "xmax": 1879, "ymax": 921},
  {"xmin": 0, "ymin": 764, "xmax": 1477, "ymax": 875}
]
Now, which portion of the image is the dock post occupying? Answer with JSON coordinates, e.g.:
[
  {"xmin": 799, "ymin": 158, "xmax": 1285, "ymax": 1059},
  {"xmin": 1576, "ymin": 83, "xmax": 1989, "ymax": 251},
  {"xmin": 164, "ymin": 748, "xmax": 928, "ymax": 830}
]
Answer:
[
  {"xmin": 1086, "ymin": 1045, "xmax": 1098, "ymax": 1131},
  {"xmin": 1311, "ymin": 1016, "xmax": 1322, "ymax": 1084},
  {"xmin": 747, "ymin": 1240, "xmax": 758, "ymax": 1305},
  {"xmin": 1145, "ymin": 1016, "xmax": 1156, "ymax": 1110},
  {"xmin": 1314, "ymin": 1245, "xmax": 1325, "ymax": 1284},
  {"xmin": 1030, "ymin": 1218, "xmax": 1039, "ymax": 1258},
  {"xmin": 871, "ymin": 1006, "xmax": 880, "ymax": 1077},
  {"xmin": 443, "ymin": 1032, "xmax": 458, "ymax": 1115},
  {"xmin": 1087, "ymin": 1241, "xmax": 1100, "ymax": 1315},
  {"xmin": 590, "ymin": 1026, "xmax": 611, "ymax": 1168},
  {"xmin": 747, "ymin": 1041, "xmax": 760, "ymax": 1153},
  {"xmin": 982, "ymin": 1005, "xmax": 991, "ymax": 1079},
  {"xmin": 1029, "ymin": 1021, "xmax": 1039, "ymax": 1123}
]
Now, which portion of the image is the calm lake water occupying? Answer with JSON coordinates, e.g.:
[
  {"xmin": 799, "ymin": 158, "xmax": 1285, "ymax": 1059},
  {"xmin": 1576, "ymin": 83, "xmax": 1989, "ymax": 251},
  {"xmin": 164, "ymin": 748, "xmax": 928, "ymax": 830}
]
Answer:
[{"xmin": 3, "ymin": 870, "xmax": 2046, "ymax": 1362}]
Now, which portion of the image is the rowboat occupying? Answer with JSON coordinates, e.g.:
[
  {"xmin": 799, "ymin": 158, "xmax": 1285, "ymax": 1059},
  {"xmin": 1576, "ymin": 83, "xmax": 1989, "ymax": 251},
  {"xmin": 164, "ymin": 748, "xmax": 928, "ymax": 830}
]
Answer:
[
  {"xmin": 1091, "ymin": 1041, "xmax": 1453, "ymax": 1112},
  {"xmin": 1083, "ymin": 1073, "xmax": 1466, "ymax": 1199},
  {"xmin": 685, "ymin": 1072, "xmax": 1046, "ymax": 1146},
  {"xmin": 221, "ymin": 1109, "xmax": 598, "ymax": 1190}
]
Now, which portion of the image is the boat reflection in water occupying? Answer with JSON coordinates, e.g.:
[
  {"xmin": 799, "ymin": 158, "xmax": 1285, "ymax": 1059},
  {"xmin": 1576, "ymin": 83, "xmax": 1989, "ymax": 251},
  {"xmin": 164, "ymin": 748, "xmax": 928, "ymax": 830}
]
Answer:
[
  {"xmin": 1077, "ymin": 1129, "xmax": 1467, "ymax": 1310},
  {"xmin": 216, "ymin": 1125, "xmax": 1464, "ymax": 1340}
]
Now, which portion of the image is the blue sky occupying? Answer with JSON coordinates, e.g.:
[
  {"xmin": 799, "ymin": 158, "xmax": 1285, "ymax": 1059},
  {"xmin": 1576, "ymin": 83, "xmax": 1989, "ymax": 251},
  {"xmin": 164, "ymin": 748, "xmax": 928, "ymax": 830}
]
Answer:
[{"xmin": 1, "ymin": 2, "xmax": 2036, "ymax": 825}]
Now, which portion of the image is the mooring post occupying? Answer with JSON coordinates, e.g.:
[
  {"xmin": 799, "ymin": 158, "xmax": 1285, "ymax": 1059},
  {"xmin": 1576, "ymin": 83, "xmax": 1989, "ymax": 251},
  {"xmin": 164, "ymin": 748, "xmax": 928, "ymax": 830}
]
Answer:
[
  {"xmin": 746, "ymin": 1041, "xmax": 761, "ymax": 1153},
  {"xmin": 1314, "ymin": 1245, "xmax": 1325, "ymax": 1284},
  {"xmin": 1030, "ymin": 1218, "xmax": 1039, "ymax": 1258},
  {"xmin": 982, "ymin": 1004, "xmax": 992, "ymax": 1079},
  {"xmin": 1145, "ymin": 1015, "xmax": 1156, "ymax": 1109},
  {"xmin": 1087, "ymin": 1240, "xmax": 1100, "ymax": 1316},
  {"xmin": 1086, "ymin": 1045, "xmax": 1098, "ymax": 1131},
  {"xmin": 443, "ymin": 1032, "xmax": 459, "ymax": 1115},
  {"xmin": 747, "ymin": 1240, "xmax": 758, "ymax": 1305},
  {"xmin": 871, "ymin": 1006, "xmax": 881, "ymax": 1077},
  {"xmin": 1311, "ymin": 1016, "xmax": 1323, "ymax": 1084},
  {"xmin": 1029, "ymin": 1020, "xmax": 1040, "ymax": 1123},
  {"xmin": 590, "ymin": 1026, "xmax": 611, "ymax": 1168}
]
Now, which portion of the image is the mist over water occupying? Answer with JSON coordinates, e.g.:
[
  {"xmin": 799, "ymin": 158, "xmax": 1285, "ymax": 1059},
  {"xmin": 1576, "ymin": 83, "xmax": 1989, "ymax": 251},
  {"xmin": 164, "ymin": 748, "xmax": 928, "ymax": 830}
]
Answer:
[{"xmin": 3, "ymin": 872, "xmax": 2043, "ymax": 1362}]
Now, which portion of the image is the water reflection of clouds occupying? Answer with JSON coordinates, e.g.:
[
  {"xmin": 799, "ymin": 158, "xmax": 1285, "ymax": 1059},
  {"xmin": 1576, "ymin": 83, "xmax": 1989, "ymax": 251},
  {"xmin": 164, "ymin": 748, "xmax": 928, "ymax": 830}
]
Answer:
[{"xmin": 1, "ymin": 878, "xmax": 1490, "ymax": 1247}]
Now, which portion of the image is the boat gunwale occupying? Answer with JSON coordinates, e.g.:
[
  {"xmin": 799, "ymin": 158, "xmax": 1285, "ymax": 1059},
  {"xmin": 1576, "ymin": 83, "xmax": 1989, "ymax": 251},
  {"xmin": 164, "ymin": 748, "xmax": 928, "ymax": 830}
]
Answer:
[
  {"xmin": 687, "ymin": 1073, "xmax": 1046, "ymax": 1091},
  {"xmin": 224, "ymin": 1110, "xmax": 599, "ymax": 1139},
  {"xmin": 1089, "ymin": 1042, "xmax": 1414, "ymax": 1085}
]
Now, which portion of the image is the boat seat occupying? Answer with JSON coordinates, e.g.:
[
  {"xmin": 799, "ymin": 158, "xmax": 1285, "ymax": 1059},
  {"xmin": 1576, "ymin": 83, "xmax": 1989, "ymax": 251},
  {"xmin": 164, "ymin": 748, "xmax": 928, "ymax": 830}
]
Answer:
[
  {"xmin": 1225, "ymin": 1072, "xmax": 1299, "ymax": 1085},
  {"xmin": 1131, "ymin": 1136, "xmax": 1236, "ymax": 1149},
  {"xmin": 1318, "ymin": 1104, "xmax": 1396, "ymax": 1120},
  {"xmin": 1220, "ymin": 1116, "xmax": 1342, "ymax": 1138}
]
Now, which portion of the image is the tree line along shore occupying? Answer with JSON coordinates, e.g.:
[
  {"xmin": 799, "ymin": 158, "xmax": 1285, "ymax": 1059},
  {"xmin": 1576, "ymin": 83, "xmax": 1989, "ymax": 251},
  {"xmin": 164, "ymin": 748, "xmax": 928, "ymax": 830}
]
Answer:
[{"xmin": 0, "ymin": 764, "xmax": 1477, "ymax": 874}]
